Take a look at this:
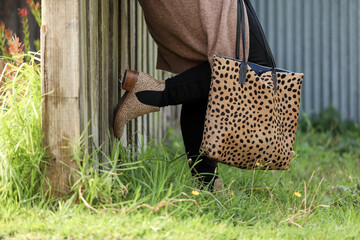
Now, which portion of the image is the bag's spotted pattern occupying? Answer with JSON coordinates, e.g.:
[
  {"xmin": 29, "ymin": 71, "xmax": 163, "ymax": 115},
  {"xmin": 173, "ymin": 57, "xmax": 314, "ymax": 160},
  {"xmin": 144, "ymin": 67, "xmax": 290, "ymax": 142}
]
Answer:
[{"xmin": 200, "ymin": 56, "xmax": 304, "ymax": 170}]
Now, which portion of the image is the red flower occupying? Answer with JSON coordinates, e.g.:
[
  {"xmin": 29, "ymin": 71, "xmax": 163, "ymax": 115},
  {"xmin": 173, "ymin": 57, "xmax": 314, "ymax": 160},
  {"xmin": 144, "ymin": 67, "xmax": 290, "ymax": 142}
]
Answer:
[
  {"xmin": 18, "ymin": 8, "xmax": 29, "ymax": 17},
  {"xmin": 26, "ymin": 0, "xmax": 32, "ymax": 3},
  {"xmin": 8, "ymin": 34, "xmax": 24, "ymax": 58}
]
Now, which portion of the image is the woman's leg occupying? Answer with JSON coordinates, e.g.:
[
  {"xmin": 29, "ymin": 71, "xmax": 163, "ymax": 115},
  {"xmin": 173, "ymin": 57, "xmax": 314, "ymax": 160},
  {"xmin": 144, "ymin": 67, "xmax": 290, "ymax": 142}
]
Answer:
[
  {"xmin": 135, "ymin": 61, "xmax": 219, "ymax": 186},
  {"xmin": 136, "ymin": 61, "xmax": 212, "ymax": 107},
  {"xmin": 158, "ymin": 62, "xmax": 219, "ymax": 186},
  {"xmin": 180, "ymin": 99, "xmax": 219, "ymax": 186}
]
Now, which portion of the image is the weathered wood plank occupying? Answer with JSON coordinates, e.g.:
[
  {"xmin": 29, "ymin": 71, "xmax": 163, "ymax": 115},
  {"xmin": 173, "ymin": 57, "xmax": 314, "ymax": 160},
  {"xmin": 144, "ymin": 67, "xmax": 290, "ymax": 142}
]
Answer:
[
  {"xmin": 129, "ymin": 0, "xmax": 137, "ymax": 147},
  {"xmin": 41, "ymin": 0, "xmax": 81, "ymax": 196},
  {"xmin": 143, "ymin": 11, "xmax": 150, "ymax": 141},
  {"xmin": 79, "ymin": 0, "xmax": 89, "ymax": 148},
  {"xmin": 101, "ymin": 0, "xmax": 110, "ymax": 156},
  {"xmin": 88, "ymin": 0, "xmax": 100, "ymax": 162},
  {"xmin": 109, "ymin": 0, "xmax": 119, "ymax": 138},
  {"xmin": 120, "ymin": 0, "xmax": 129, "ymax": 144},
  {"xmin": 136, "ymin": 2, "xmax": 145, "ymax": 146}
]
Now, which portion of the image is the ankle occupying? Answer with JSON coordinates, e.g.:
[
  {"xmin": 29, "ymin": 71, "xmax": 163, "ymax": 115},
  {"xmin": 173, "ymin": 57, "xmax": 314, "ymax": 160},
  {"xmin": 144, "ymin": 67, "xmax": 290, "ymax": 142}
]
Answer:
[{"xmin": 135, "ymin": 90, "xmax": 164, "ymax": 107}]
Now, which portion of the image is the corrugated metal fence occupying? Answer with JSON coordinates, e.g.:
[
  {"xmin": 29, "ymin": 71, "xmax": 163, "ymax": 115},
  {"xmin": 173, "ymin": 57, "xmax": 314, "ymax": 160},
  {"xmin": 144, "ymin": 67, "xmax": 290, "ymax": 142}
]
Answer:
[{"xmin": 251, "ymin": 0, "xmax": 360, "ymax": 122}]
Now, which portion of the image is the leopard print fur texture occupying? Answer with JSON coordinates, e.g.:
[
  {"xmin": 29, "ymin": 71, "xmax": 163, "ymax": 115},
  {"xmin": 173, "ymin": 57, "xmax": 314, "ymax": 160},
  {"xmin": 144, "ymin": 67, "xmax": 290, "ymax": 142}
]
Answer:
[{"xmin": 200, "ymin": 55, "xmax": 304, "ymax": 170}]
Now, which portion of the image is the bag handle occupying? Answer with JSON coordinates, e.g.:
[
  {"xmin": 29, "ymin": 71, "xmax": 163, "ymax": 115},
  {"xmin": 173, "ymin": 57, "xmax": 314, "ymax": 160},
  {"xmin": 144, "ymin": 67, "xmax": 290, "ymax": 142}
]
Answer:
[{"xmin": 236, "ymin": 0, "xmax": 278, "ymax": 92}]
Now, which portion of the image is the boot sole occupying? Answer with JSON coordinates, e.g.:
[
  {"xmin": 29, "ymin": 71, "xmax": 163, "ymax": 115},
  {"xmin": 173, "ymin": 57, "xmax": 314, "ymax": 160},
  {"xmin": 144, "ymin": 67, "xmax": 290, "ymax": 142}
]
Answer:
[{"xmin": 113, "ymin": 70, "xmax": 139, "ymax": 138}]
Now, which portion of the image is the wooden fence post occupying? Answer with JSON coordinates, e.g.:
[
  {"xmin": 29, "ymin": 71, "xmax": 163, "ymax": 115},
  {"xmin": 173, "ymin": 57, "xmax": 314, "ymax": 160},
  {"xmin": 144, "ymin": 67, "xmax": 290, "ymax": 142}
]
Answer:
[
  {"xmin": 41, "ymin": 0, "xmax": 120, "ymax": 197},
  {"xmin": 41, "ymin": 0, "xmax": 81, "ymax": 197}
]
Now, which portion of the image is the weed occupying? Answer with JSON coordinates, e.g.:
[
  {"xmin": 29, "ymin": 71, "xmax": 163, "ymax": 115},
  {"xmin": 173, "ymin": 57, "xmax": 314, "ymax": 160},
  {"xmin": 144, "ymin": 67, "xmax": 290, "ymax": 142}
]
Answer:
[{"xmin": 0, "ymin": 50, "xmax": 44, "ymax": 204}]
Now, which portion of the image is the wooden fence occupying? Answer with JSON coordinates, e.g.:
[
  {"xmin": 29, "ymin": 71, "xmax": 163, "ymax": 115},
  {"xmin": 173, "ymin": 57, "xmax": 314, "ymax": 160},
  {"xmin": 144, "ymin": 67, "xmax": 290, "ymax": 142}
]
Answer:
[
  {"xmin": 119, "ymin": 1, "xmax": 180, "ymax": 148},
  {"xmin": 41, "ymin": 0, "xmax": 179, "ymax": 196}
]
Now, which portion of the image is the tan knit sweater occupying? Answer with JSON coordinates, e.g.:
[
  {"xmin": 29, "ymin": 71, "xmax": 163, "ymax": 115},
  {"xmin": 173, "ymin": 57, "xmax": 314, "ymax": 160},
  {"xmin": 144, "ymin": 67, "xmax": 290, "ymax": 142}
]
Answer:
[{"xmin": 138, "ymin": 0, "xmax": 249, "ymax": 74}]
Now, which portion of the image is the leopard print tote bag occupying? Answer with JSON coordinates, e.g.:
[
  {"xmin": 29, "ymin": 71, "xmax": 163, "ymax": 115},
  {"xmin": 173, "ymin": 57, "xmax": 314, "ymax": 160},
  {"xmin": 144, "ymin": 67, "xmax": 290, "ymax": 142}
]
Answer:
[{"xmin": 200, "ymin": 0, "xmax": 304, "ymax": 170}]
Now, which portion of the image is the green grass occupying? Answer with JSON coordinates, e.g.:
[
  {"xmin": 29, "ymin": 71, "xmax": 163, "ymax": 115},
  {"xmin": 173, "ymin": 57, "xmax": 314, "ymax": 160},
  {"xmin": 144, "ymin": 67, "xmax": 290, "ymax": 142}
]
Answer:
[
  {"xmin": 0, "ymin": 54, "xmax": 360, "ymax": 239},
  {"xmin": 0, "ymin": 131, "xmax": 359, "ymax": 239},
  {"xmin": 0, "ymin": 53, "xmax": 45, "ymax": 203}
]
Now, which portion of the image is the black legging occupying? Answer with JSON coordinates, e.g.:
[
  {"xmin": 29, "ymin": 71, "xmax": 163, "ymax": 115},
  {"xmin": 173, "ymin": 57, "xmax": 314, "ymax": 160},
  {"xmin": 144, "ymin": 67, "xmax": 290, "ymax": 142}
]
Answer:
[
  {"xmin": 181, "ymin": 97, "xmax": 218, "ymax": 184},
  {"xmin": 161, "ymin": 61, "xmax": 217, "ymax": 184}
]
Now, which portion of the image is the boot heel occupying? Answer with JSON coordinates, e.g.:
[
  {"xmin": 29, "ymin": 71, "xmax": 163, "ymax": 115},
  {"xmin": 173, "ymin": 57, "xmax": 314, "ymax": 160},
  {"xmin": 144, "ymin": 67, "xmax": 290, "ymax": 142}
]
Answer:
[{"xmin": 122, "ymin": 70, "xmax": 139, "ymax": 91}]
